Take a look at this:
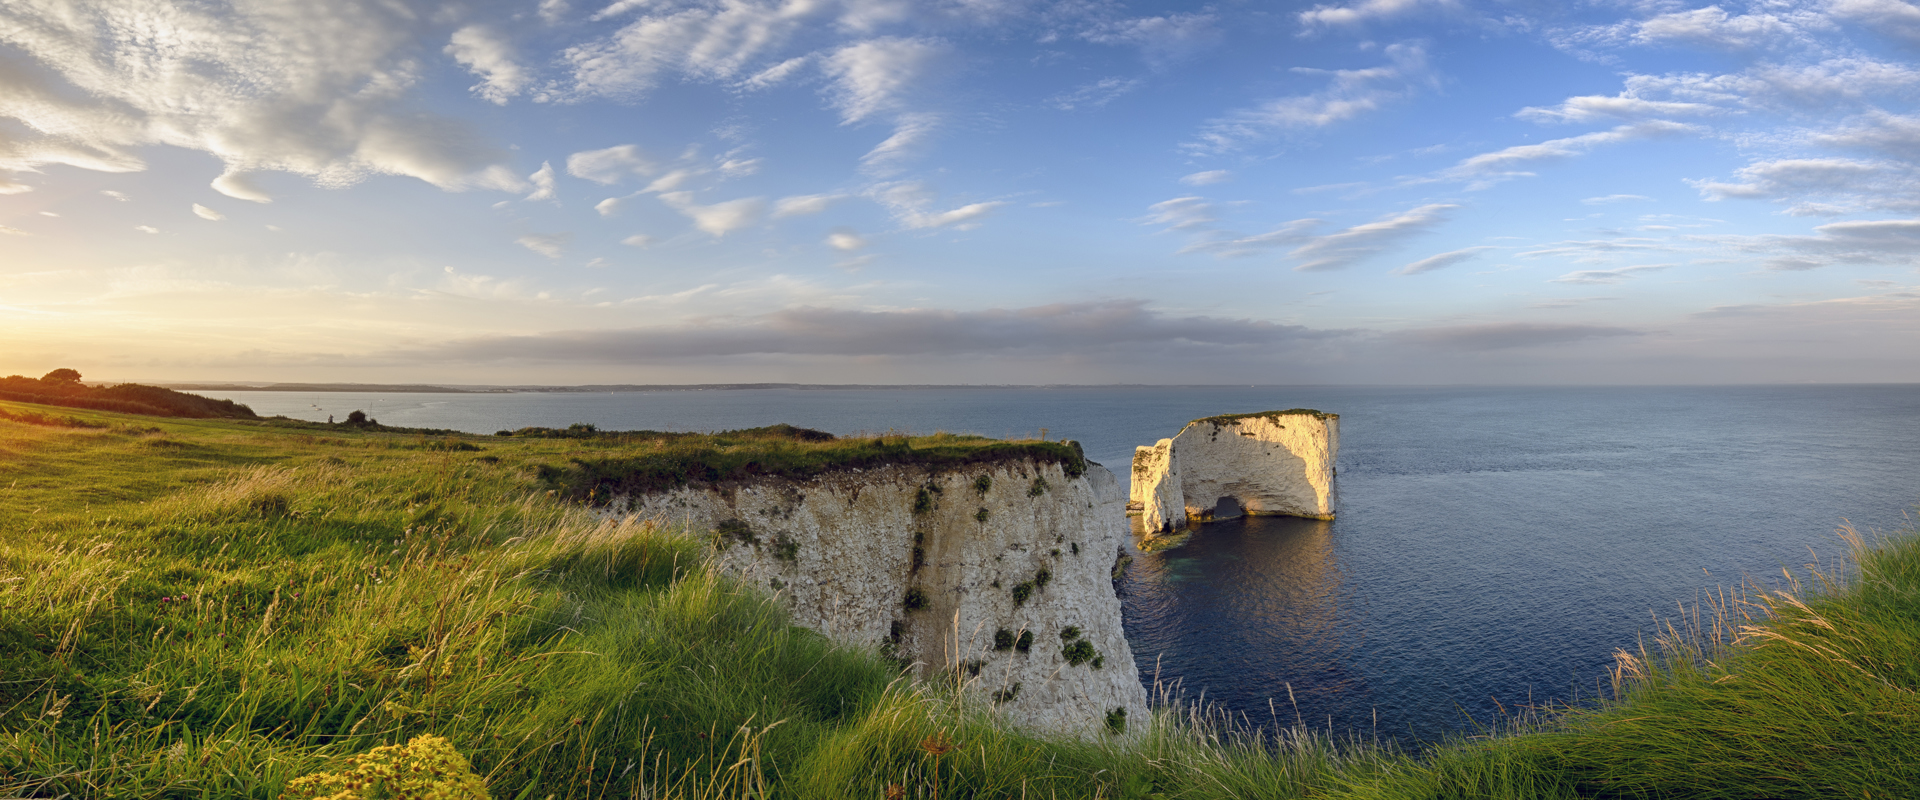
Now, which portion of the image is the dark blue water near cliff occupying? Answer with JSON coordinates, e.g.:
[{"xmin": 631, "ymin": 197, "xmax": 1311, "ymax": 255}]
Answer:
[{"xmin": 205, "ymin": 385, "xmax": 1920, "ymax": 744}]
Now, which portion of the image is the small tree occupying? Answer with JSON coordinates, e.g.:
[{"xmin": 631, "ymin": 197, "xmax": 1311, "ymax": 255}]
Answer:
[
  {"xmin": 344, "ymin": 410, "xmax": 374, "ymax": 427},
  {"xmin": 41, "ymin": 368, "xmax": 81, "ymax": 384}
]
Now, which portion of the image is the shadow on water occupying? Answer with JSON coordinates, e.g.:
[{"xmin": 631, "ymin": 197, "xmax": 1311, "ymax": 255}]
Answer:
[{"xmin": 1122, "ymin": 515, "xmax": 1377, "ymax": 736}]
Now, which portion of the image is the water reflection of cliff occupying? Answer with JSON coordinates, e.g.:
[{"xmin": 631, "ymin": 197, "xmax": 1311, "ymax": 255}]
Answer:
[{"xmin": 1121, "ymin": 515, "xmax": 1368, "ymax": 730}]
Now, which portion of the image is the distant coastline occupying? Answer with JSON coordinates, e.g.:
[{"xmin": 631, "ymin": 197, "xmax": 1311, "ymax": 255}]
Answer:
[{"xmin": 158, "ymin": 382, "xmax": 1267, "ymax": 393}]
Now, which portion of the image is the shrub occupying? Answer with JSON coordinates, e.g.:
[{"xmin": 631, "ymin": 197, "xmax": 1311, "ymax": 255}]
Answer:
[
  {"xmin": 1105, "ymin": 707, "xmax": 1127, "ymax": 735},
  {"xmin": 973, "ymin": 474, "xmax": 992, "ymax": 495},
  {"xmin": 993, "ymin": 628, "xmax": 1015, "ymax": 651},
  {"xmin": 284, "ymin": 735, "xmax": 487, "ymax": 800},
  {"xmin": 1015, "ymin": 631, "xmax": 1033, "ymax": 653},
  {"xmin": 1034, "ymin": 567, "xmax": 1051, "ymax": 589},
  {"xmin": 992, "ymin": 683, "xmax": 1021, "ymax": 703},
  {"xmin": 1011, "ymin": 582, "xmax": 1033, "ymax": 607},
  {"xmin": 1060, "ymin": 626, "xmax": 1082, "ymax": 642},
  {"xmin": 1063, "ymin": 639, "xmax": 1098, "ymax": 667},
  {"xmin": 1027, "ymin": 476, "xmax": 1049, "ymax": 497},
  {"xmin": 975, "ymin": 507, "xmax": 989, "ymax": 523},
  {"xmin": 903, "ymin": 587, "xmax": 929, "ymax": 611},
  {"xmin": 913, "ymin": 487, "xmax": 935, "ymax": 515},
  {"xmin": 772, "ymin": 534, "xmax": 800, "ymax": 562}
]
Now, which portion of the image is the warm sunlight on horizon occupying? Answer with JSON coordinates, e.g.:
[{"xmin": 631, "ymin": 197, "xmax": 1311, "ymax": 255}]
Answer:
[{"xmin": 3, "ymin": 0, "xmax": 1918, "ymax": 385}]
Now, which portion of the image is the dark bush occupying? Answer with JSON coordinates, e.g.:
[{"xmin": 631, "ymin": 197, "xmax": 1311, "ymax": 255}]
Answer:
[{"xmin": 1063, "ymin": 639, "xmax": 1098, "ymax": 667}]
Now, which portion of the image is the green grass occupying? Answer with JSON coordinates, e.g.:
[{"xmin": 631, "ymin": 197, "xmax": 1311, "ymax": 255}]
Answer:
[
  {"xmin": 1191, "ymin": 409, "xmax": 1338, "ymax": 426},
  {"xmin": 538, "ymin": 427, "xmax": 1087, "ymax": 504},
  {"xmin": 1, "ymin": 398, "xmax": 1917, "ymax": 799}
]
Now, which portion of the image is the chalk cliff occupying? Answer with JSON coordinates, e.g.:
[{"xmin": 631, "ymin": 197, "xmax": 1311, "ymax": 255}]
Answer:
[
  {"xmin": 1130, "ymin": 410, "xmax": 1339, "ymax": 532},
  {"xmin": 610, "ymin": 456, "xmax": 1148, "ymax": 735}
]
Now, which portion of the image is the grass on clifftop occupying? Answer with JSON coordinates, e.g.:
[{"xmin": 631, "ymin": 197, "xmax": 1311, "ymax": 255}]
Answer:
[
  {"xmin": 2, "ymin": 398, "xmax": 1917, "ymax": 799},
  {"xmin": 1191, "ymin": 409, "xmax": 1339, "ymax": 426},
  {"xmin": 522, "ymin": 425, "xmax": 1087, "ymax": 503}
]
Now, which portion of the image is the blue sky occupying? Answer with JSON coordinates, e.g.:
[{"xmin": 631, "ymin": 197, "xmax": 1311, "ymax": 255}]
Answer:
[{"xmin": 3, "ymin": 0, "xmax": 1919, "ymax": 384}]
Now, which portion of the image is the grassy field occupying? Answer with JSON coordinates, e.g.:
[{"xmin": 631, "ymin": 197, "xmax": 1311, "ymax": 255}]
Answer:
[{"xmin": 1, "ymin": 399, "xmax": 1915, "ymax": 798}]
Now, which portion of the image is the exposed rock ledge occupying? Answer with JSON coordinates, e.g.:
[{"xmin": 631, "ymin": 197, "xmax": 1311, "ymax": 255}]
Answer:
[
  {"xmin": 607, "ymin": 457, "xmax": 1149, "ymax": 736},
  {"xmin": 1130, "ymin": 410, "xmax": 1339, "ymax": 532}
]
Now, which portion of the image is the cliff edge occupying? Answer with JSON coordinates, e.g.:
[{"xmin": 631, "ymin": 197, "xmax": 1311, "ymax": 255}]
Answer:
[
  {"xmin": 1130, "ymin": 410, "xmax": 1339, "ymax": 532},
  {"xmin": 600, "ymin": 448, "xmax": 1149, "ymax": 735}
]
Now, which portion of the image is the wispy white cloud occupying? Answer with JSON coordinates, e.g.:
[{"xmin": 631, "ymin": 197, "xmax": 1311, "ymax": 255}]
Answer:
[
  {"xmin": 1397, "ymin": 245, "xmax": 1495, "ymax": 275},
  {"xmin": 192, "ymin": 204, "xmax": 225, "ymax": 221},
  {"xmin": 1298, "ymin": 0, "xmax": 1462, "ymax": 29},
  {"xmin": 516, "ymin": 233, "xmax": 571, "ymax": 258},
  {"xmin": 1171, "ymin": 202, "xmax": 1457, "ymax": 268},
  {"xmin": 1187, "ymin": 42, "xmax": 1434, "ymax": 154},
  {"xmin": 826, "ymin": 228, "xmax": 867, "ymax": 250},
  {"xmin": 1708, "ymin": 217, "xmax": 1920, "ymax": 269},
  {"xmin": 1516, "ymin": 94, "xmax": 1722, "ymax": 124},
  {"xmin": 1551, "ymin": 263, "xmax": 1674, "ymax": 284},
  {"xmin": 1434, "ymin": 121, "xmax": 1700, "ymax": 188},
  {"xmin": 1288, "ymin": 203, "xmax": 1458, "ymax": 270},
  {"xmin": 735, "ymin": 55, "xmax": 812, "ymax": 91},
  {"xmin": 646, "ymin": 169, "xmax": 703, "ymax": 193},
  {"xmin": 446, "ymin": 25, "xmax": 531, "ymax": 105},
  {"xmin": 1048, "ymin": 77, "xmax": 1143, "ymax": 111},
  {"xmin": 860, "ymin": 112, "xmax": 941, "ymax": 176},
  {"xmin": 211, "ymin": 172, "xmax": 273, "ymax": 204},
  {"xmin": 1517, "ymin": 238, "xmax": 1667, "ymax": 261},
  {"xmin": 1143, "ymin": 196, "xmax": 1216, "ymax": 231},
  {"xmin": 772, "ymin": 194, "xmax": 844, "ymax": 218},
  {"xmin": 872, "ymin": 182, "xmax": 1005, "ymax": 230},
  {"xmin": 0, "ymin": 0, "xmax": 527, "ymax": 197},
  {"xmin": 1180, "ymin": 170, "xmax": 1232, "ymax": 186},
  {"xmin": 567, "ymin": 145, "xmax": 656, "ymax": 184},
  {"xmin": 823, "ymin": 37, "xmax": 948, "ymax": 124},
  {"xmin": 562, "ymin": 0, "xmax": 819, "ymax": 98},
  {"xmin": 1081, "ymin": 13, "xmax": 1220, "ymax": 66},
  {"xmin": 659, "ymin": 191, "xmax": 766, "ymax": 236},
  {"xmin": 526, "ymin": 162, "xmax": 559, "ymax": 202},
  {"xmin": 1582, "ymin": 194, "xmax": 1653, "ymax": 204}
]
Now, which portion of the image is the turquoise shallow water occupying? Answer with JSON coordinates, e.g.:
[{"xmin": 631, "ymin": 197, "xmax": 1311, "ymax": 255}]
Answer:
[{"xmin": 205, "ymin": 384, "xmax": 1920, "ymax": 743}]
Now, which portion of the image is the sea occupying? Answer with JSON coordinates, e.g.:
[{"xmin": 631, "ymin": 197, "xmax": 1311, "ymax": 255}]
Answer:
[{"xmin": 201, "ymin": 385, "xmax": 1920, "ymax": 745}]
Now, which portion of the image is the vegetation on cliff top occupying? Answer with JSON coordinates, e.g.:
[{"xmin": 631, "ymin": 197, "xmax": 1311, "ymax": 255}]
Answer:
[
  {"xmin": 1192, "ymin": 408, "xmax": 1338, "ymax": 426},
  {"xmin": 0, "ymin": 369, "xmax": 258, "ymax": 419},
  {"xmin": 531, "ymin": 426, "xmax": 1088, "ymax": 503},
  {"xmin": 2, "ymin": 396, "xmax": 1915, "ymax": 799}
]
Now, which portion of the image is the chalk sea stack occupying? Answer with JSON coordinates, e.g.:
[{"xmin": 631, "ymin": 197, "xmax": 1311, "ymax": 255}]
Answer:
[{"xmin": 1129, "ymin": 410, "xmax": 1339, "ymax": 532}]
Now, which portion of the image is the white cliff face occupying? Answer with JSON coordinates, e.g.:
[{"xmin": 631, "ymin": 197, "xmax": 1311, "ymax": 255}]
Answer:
[
  {"xmin": 1130, "ymin": 439, "xmax": 1182, "ymax": 533},
  {"xmin": 1131, "ymin": 411, "xmax": 1339, "ymax": 532},
  {"xmin": 611, "ymin": 458, "xmax": 1148, "ymax": 736}
]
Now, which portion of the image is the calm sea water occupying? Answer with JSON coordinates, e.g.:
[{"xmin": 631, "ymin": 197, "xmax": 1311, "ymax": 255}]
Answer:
[{"xmin": 205, "ymin": 385, "xmax": 1920, "ymax": 743}]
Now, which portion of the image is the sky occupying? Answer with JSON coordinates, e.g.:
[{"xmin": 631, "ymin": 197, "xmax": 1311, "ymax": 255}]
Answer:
[{"xmin": 3, "ymin": 0, "xmax": 1920, "ymax": 385}]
